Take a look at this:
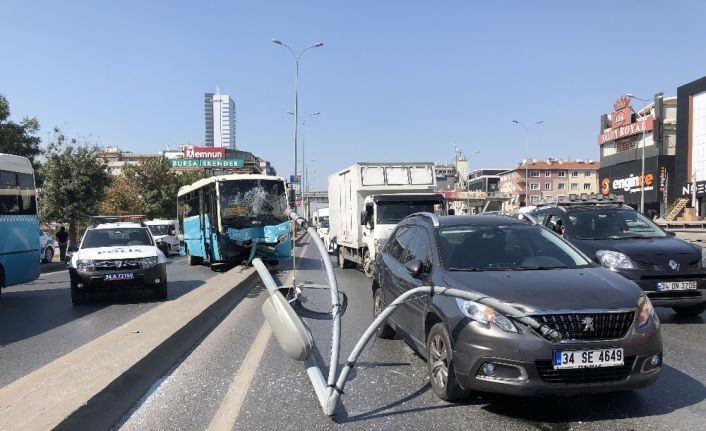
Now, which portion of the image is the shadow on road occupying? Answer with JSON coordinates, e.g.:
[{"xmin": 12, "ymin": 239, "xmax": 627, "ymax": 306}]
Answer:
[
  {"xmin": 0, "ymin": 287, "xmax": 107, "ymax": 347},
  {"xmin": 478, "ymin": 364, "xmax": 706, "ymax": 423}
]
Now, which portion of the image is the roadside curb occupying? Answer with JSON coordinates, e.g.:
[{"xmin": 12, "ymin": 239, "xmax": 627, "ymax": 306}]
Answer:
[{"xmin": 0, "ymin": 266, "xmax": 259, "ymax": 431}]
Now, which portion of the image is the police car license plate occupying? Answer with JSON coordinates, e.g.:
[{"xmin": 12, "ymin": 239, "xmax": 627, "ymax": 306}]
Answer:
[
  {"xmin": 657, "ymin": 281, "xmax": 697, "ymax": 291},
  {"xmin": 104, "ymin": 272, "xmax": 134, "ymax": 281},
  {"xmin": 553, "ymin": 348, "xmax": 624, "ymax": 370}
]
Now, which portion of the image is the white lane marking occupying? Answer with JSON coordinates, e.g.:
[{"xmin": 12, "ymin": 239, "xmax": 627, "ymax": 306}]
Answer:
[
  {"xmin": 206, "ymin": 239, "xmax": 311, "ymax": 431},
  {"xmin": 207, "ymin": 323, "xmax": 272, "ymax": 431}
]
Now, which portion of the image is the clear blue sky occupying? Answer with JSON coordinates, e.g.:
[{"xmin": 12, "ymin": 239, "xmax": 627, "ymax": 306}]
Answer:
[{"xmin": 2, "ymin": 1, "xmax": 706, "ymax": 190}]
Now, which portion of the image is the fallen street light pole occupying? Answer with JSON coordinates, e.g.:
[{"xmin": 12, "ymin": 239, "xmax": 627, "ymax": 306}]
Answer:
[{"xmin": 253, "ymin": 211, "xmax": 561, "ymax": 416}]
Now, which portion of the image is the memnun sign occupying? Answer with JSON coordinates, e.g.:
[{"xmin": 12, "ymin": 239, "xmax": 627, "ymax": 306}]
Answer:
[{"xmin": 170, "ymin": 159, "xmax": 244, "ymax": 168}]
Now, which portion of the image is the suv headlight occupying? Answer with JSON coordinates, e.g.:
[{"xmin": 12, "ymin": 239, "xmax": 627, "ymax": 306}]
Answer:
[
  {"xmin": 76, "ymin": 259, "xmax": 95, "ymax": 272},
  {"xmin": 637, "ymin": 294, "xmax": 656, "ymax": 327},
  {"xmin": 455, "ymin": 298, "xmax": 518, "ymax": 333},
  {"xmin": 141, "ymin": 256, "xmax": 159, "ymax": 269},
  {"xmin": 596, "ymin": 250, "xmax": 635, "ymax": 270}
]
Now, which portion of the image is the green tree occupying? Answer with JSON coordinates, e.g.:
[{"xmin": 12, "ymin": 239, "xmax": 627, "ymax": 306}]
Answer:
[
  {"xmin": 39, "ymin": 128, "xmax": 111, "ymax": 245},
  {"xmin": 0, "ymin": 94, "xmax": 43, "ymax": 182},
  {"xmin": 98, "ymin": 157, "xmax": 205, "ymax": 220}
]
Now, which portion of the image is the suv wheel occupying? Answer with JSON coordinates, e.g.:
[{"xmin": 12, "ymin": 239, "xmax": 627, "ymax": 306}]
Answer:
[
  {"xmin": 43, "ymin": 246, "xmax": 54, "ymax": 263},
  {"xmin": 427, "ymin": 323, "xmax": 468, "ymax": 401},
  {"xmin": 155, "ymin": 279, "xmax": 168, "ymax": 300},
  {"xmin": 673, "ymin": 303, "xmax": 706, "ymax": 316},
  {"xmin": 373, "ymin": 287, "xmax": 395, "ymax": 339},
  {"xmin": 71, "ymin": 282, "xmax": 86, "ymax": 305}
]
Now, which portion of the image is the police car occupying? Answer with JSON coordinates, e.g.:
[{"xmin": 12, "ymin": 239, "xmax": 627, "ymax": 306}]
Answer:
[
  {"xmin": 69, "ymin": 216, "xmax": 168, "ymax": 305},
  {"xmin": 528, "ymin": 194, "xmax": 706, "ymax": 316}
]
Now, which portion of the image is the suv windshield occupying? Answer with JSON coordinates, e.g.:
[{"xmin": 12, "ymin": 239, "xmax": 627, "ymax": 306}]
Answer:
[
  {"xmin": 567, "ymin": 208, "xmax": 667, "ymax": 240},
  {"xmin": 377, "ymin": 202, "xmax": 436, "ymax": 224},
  {"xmin": 81, "ymin": 228, "xmax": 153, "ymax": 249},
  {"xmin": 438, "ymin": 223, "xmax": 591, "ymax": 271},
  {"xmin": 148, "ymin": 225, "xmax": 171, "ymax": 236},
  {"xmin": 219, "ymin": 179, "xmax": 287, "ymax": 228}
]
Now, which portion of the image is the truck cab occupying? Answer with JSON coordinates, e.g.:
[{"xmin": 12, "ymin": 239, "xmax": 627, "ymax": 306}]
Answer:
[{"xmin": 355, "ymin": 193, "xmax": 445, "ymax": 277}]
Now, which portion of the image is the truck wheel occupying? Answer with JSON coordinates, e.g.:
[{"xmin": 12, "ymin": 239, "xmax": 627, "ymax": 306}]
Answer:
[
  {"xmin": 363, "ymin": 250, "xmax": 374, "ymax": 278},
  {"xmin": 673, "ymin": 303, "xmax": 706, "ymax": 316},
  {"xmin": 338, "ymin": 248, "xmax": 355, "ymax": 269}
]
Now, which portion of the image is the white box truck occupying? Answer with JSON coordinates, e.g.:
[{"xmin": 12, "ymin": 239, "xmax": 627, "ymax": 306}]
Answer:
[
  {"xmin": 328, "ymin": 162, "xmax": 444, "ymax": 278},
  {"xmin": 312, "ymin": 207, "xmax": 332, "ymax": 251}
]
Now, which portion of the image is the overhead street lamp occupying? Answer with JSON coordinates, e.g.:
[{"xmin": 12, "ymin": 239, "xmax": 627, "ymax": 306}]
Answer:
[
  {"xmin": 626, "ymin": 93, "xmax": 655, "ymax": 215},
  {"xmin": 288, "ymin": 111, "xmax": 320, "ymax": 201},
  {"xmin": 272, "ymin": 38, "xmax": 324, "ymax": 211},
  {"xmin": 512, "ymin": 120, "xmax": 543, "ymax": 206}
]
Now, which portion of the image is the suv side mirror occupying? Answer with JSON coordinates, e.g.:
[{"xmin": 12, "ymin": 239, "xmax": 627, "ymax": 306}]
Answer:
[
  {"xmin": 360, "ymin": 211, "xmax": 366, "ymax": 226},
  {"xmin": 404, "ymin": 259, "xmax": 423, "ymax": 278},
  {"xmin": 169, "ymin": 228, "xmax": 176, "ymax": 236}
]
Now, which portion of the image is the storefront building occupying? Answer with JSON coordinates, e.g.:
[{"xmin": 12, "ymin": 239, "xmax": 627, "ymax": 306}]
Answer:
[
  {"xmin": 675, "ymin": 76, "xmax": 706, "ymax": 216},
  {"xmin": 597, "ymin": 94, "xmax": 677, "ymax": 216}
]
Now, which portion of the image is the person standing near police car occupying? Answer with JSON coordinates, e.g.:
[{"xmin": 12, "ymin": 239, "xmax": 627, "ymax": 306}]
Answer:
[{"xmin": 56, "ymin": 226, "xmax": 68, "ymax": 262}]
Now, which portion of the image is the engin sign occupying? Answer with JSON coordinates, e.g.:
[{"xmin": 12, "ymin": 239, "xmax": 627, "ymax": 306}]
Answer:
[
  {"xmin": 601, "ymin": 173, "xmax": 654, "ymax": 195},
  {"xmin": 182, "ymin": 145, "xmax": 225, "ymax": 159}
]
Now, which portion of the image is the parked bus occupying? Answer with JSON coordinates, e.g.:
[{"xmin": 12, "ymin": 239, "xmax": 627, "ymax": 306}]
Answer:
[
  {"xmin": 177, "ymin": 174, "xmax": 291, "ymax": 268},
  {"xmin": 0, "ymin": 153, "xmax": 40, "ymax": 297}
]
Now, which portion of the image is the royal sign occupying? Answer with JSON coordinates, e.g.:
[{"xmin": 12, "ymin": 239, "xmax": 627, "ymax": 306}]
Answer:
[
  {"xmin": 182, "ymin": 146, "xmax": 225, "ymax": 159},
  {"xmin": 598, "ymin": 117, "xmax": 654, "ymax": 145},
  {"xmin": 170, "ymin": 159, "xmax": 244, "ymax": 168}
]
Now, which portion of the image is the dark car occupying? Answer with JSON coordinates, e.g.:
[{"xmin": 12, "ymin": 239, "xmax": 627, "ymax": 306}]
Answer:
[
  {"xmin": 531, "ymin": 201, "xmax": 706, "ymax": 316},
  {"xmin": 372, "ymin": 213, "xmax": 662, "ymax": 400}
]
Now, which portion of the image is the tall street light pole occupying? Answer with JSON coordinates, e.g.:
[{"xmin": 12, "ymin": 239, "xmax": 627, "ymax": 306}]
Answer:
[
  {"xmin": 272, "ymin": 39, "xmax": 323, "ymax": 212},
  {"xmin": 288, "ymin": 111, "xmax": 320, "ymax": 200},
  {"xmin": 512, "ymin": 120, "xmax": 543, "ymax": 206},
  {"xmin": 626, "ymin": 93, "xmax": 653, "ymax": 214}
]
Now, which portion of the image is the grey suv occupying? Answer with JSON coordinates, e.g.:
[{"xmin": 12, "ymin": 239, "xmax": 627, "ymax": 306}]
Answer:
[{"xmin": 372, "ymin": 213, "xmax": 662, "ymax": 400}]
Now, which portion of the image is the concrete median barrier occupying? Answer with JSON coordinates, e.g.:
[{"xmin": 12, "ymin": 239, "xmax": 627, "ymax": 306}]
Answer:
[{"xmin": 0, "ymin": 266, "xmax": 258, "ymax": 431}]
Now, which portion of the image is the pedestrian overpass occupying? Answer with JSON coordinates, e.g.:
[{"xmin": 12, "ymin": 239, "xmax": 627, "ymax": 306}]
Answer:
[{"xmin": 301, "ymin": 191, "xmax": 328, "ymax": 219}]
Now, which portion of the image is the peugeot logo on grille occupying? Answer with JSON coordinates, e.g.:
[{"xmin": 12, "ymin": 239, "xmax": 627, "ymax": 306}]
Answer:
[{"xmin": 581, "ymin": 317, "xmax": 595, "ymax": 332}]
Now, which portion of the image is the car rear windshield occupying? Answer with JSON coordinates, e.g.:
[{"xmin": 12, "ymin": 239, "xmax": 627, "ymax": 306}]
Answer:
[
  {"xmin": 148, "ymin": 225, "xmax": 171, "ymax": 236},
  {"xmin": 81, "ymin": 228, "xmax": 153, "ymax": 249},
  {"xmin": 567, "ymin": 209, "xmax": 667, "ymax": 240},
  {"xmin": 438, "ymin": 223, "xmax": 591, "ymax": 271}
]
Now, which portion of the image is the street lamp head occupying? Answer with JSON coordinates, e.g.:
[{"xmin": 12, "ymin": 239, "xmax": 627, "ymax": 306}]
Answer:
[
  {"xmin": 314, "ymin": 42, "xmax": 324, "ymax": 48},
  {"xmin": 313, "ymin": 112, "xmax": 320, "ymax": 116},
  {"xmin": 536, "ymin": 120, "xmax": 544, "ymax": 124},
  {"xmin": 287, "ymin": 111, "xmax": 294, "ymax": 115},
  {"xmin": 272, "ymin": 38, "xmax": 282, "ymax": 45},
  {"xmin": 512, "ymin": 120, "xmax": 519, "ymax": 124}
]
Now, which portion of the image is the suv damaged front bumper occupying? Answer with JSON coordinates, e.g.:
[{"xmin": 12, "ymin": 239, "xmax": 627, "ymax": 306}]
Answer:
[{"xmin": 451, "ymin": 317, "xmax": 663, "ymax": 396}]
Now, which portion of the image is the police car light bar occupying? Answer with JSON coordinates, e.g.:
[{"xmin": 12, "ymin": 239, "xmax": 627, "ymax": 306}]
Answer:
[{"xmin": 90, "ymin": 214, "xmax": 147, "ymax": 227}]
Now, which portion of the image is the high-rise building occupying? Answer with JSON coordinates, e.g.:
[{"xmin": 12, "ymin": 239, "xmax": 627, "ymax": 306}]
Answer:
[{"xmin": 204, "ymin": 88, "xmax": 236, "ymax": 149}]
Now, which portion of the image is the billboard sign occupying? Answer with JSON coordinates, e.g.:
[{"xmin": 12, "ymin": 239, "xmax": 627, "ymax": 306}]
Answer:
[
  {"xmin": 170, "ymin": 159, "xmax": 244, "ymax": 168},
  {"xmin": 182, "ymin": 146, "xmax": 226, "ymax": 159}
]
